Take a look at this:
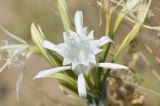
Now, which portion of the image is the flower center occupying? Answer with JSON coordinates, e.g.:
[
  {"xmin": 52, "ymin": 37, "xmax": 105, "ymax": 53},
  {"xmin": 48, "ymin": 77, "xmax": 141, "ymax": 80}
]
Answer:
[{"xmin": 66, "ymin": 37, "xmax": 92, "ymax": 63}]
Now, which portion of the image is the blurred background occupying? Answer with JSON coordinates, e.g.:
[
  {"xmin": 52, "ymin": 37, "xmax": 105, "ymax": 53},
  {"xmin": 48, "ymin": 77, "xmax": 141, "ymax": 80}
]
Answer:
[{"xmin": 0, "ymin": 0, "xmax": 160, "ymax": 106}]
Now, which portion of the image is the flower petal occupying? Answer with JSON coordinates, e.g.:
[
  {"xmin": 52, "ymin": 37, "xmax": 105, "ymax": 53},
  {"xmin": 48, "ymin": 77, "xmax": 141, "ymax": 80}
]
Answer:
[
  {"xmin": 42, "ymin": 40, "xmax": 60, "ymax": 53},
  {"xmin": 63, "ymin": 58, "xmax": 71, "ymax": 65},
  {"xmin": 82, "ymin": 27, "xmax": 88, "ymax": 38},
  {"xmin": 68, "ymin": 30, "xmax": 78, "ymax": 38},
  {"xmin": 98, "ymin": 36, "xmax": 113, "ymax": 47},
  {"xmin": 87, "ymin": 31, "xmax": 94, "ymax": 40},
  {"xmin": 33, "ymin": 66, "xmax": 71, "ymax": 79},
  {"xmin": 63, "ymin": 32, "xmax": 69, "ymax": 42},
  {"xmin": 89, "ymin": 55, "xmax": 96, "ymax": 64},
  {"xmin": 77, "ymin": 73, "xmax": 87, "ymax": 98},
  {"xmin": 75, "ymin": 11, "xmax": 83, "ymax": 36},
  {"xmin": 80, "ymin": 61, "xmax": 89, "ymax": 67},
  {"xmin": 91, "ymin": 48, "xmax": 103, "ymax": 55},
  {"xmin": 56, "ymin": 43, "xmax": 68, "ymax": 57},
  {"xmin": 98, "ymin": 63, "xmax": 129, "ymax": 70},
  {"xmin": 72, "ymin": 62, "xmax": 78, "ymax": 70}
]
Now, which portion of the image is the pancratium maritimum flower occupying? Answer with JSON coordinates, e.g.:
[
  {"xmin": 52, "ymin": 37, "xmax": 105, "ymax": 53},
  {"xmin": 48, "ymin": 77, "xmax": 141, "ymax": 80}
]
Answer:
[{"xmin": 33, "ymin": 11, "xmax": 129, "ymax": 98}]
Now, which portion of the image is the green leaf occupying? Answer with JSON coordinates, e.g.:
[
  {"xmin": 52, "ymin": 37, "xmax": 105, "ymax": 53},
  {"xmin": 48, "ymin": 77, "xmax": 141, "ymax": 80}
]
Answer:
[
  {"xmin": 50, "ymin": 73, "xmax": 77, "ymax": 92},
  {"xmin": 31, "ymin": 23, "xmax": 61, "ymax": 67},
  {"xmin": 57, "ymin": 0, "xmax": 72, "ymax": 32}
]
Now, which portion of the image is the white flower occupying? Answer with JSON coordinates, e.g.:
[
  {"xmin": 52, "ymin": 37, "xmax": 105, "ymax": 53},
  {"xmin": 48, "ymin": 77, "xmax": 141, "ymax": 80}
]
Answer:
[
  {"xmin": 42, "ymin": 11, "xmax": 112, "ymax": 71},
  {"xmin": 34, "ymin": 10, "xmax": 129, "ymax": 98}
]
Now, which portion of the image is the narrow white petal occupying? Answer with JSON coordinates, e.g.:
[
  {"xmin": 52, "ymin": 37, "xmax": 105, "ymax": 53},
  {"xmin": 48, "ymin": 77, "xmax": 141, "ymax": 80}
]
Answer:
[
  {"xmin": 68, "ymin": 30, "xmax": 78, "ymax": 38},
  {"xmin": 63, "ymin": 58, "xmax": 71, "ymax": 65},
  {"xmin": 82, "ymin": 27, "xmax": 88, "ymax": 37},
  {"xmin": 97, "ymin": 36, "xmax": 113, "ymax": 47},
  {"xmin": 75, "ymin": 11, "xmax": 83, "ymax": 36},
  {"xmin": 72, "ymin": 62, "xmax": 78, "ymax": 70},
  {"xmin": 57, "ymin": 43, "xmax": 68, "ymax": 57},
  {"xmin": 98, "ymin": 63, "xmax": 129, "ymax": 70},
  {"xmin": 77, "ymin": 73, "xmax": 87, "ymax": 98},
  {"xmin": 33, "ymin": 66, "xmax": 71, "ymax": 79},
  {"xmin": 91, "ymin": 48, "xmax": 103, "ymax": 55},
  {"xmin": 63, "ymin": 32, "xmax": 68, "ymax": 42},
  {"xmin": 42, "ymin": 40, "xmax": 60, "ymax": 53},
  {"xmin": 89, "ymin": 55, "xmax": 96, "ymax": 64},
  {"xmin": 87, "ymin": 31, "xmax": 94, "ymax": 40}
]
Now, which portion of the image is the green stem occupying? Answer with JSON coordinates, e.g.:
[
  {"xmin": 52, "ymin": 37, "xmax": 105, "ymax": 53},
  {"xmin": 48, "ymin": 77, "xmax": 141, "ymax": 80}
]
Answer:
[{"xmin": 100, "ymin": 10, "xmax": 127, "ymax": 62}]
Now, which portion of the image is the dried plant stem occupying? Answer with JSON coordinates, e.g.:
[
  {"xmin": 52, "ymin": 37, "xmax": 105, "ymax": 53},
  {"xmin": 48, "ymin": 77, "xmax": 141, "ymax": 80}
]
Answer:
[
  {"xmin": 0, "ymin": 25, "xmax": 28, "ymax": 45},
  {"xmin": 113, "ymin": 0, "xmax": 152, "ymax": 61}
]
